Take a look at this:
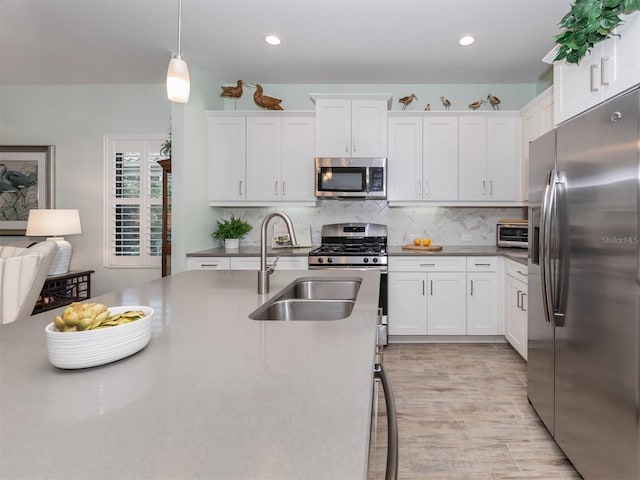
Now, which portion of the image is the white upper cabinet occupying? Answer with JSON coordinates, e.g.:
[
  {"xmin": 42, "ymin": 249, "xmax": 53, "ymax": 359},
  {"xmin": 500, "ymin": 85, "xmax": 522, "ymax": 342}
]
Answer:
[
  {"xmin": 387, "ymin": 116, "xmax": 423, "ymax": 201},
  {"xmin": 387, "ymin": 115, "xmax": 458, "ymax": 202},
  {"xmin": 553, "ymin": 12, "xmax": 640, "ymax": 125},
  {"xmin": 312, "ymin": 95, "xmax": 390, "ymax": 157},
  {"xmin": 458, "ymin": 114, "xmax": 520, "ymax": 202},
  {"xmin": 208, "ymin": 116, "xmax": 246, "ymax": 202},
  {"xmin": 520, "ymin": 87, "xmax": 554, "ymax": 200},
  {"xmin": 207, "ymin": 112, "xmax": 315, "ymax": 206},
  {"xmin": 423, "ymin": 117, "xmax": 459, "ymax": 201}
]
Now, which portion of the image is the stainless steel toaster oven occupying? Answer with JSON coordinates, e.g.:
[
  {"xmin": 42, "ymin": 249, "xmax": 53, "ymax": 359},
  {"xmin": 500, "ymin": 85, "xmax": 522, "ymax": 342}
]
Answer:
[{"xmin": 497, "ymin": 220, "xmax": 528, "ymax": 248}]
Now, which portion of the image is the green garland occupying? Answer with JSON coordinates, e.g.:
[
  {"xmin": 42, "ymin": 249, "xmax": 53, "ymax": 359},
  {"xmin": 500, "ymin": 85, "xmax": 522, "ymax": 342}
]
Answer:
[{"xmin": 555, "ymin": 0, "xmax": 640, "ymax": 64}]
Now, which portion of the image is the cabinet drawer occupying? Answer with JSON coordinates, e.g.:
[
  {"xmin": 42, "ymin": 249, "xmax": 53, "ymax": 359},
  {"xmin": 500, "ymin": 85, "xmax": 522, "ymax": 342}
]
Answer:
[
  {"xmin": 389, "ymin": 256, "xmax": 466, "ymax": 272},
  {"xmin": 187, "ymin": 257, "xmax": 230, "ymax": 270},
  {"xmin": 505, "ymin": 259, "xmax": 528, "ymax": 282},
  {"xmin": 466, "ymin": 256, "xmax": 497, "ymax": 272}
]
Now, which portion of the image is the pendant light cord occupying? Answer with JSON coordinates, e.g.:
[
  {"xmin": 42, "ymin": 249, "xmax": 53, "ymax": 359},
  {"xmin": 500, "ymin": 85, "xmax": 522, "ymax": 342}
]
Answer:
[{"xmin": 176, "ymin": 0, "xmax": 182, "ymax": 57}]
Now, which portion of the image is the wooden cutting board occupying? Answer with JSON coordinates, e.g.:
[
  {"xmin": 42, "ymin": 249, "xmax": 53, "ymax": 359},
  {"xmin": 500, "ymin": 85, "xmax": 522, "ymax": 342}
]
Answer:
[{"xmin": 401, "ymin": 244, "xmax": 443, "ymax": 252}]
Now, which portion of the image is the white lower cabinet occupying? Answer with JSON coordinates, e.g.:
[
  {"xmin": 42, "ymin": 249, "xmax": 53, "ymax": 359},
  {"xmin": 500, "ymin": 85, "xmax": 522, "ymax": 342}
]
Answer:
[
  {"xmin": 187, "ymin": 256, "xmax": 308, "ymax": 271},
  {"xmin": 388, "ymin": 256, "xmax": 498, "ymax": 336},
  {"xmin": 504, "ymin": 260, "xmax": 528, "ymax": 359}
]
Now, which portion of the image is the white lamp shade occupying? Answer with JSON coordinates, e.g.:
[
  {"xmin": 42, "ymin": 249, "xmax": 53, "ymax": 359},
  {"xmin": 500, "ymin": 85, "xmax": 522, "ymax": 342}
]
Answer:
[
  {"xmin": 166, "ymin": 56, "xmax": 190, "ymax": 103},
  {"xmin": 26, "ymin": 209, "xmax": 82, "ymax": 237}
]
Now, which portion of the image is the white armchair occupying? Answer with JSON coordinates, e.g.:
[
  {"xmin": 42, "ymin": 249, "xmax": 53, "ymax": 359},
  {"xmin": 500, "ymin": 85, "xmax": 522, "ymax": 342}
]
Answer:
[{"xmin": 0, "ymin": 240, "xmax": 59, "ymax": 324}]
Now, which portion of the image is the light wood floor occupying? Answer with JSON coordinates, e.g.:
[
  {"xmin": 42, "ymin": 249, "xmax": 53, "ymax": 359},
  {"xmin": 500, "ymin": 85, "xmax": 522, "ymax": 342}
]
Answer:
[{"xmin": 367, "ymin": 343, "xmax": 581, "ymax": 480}]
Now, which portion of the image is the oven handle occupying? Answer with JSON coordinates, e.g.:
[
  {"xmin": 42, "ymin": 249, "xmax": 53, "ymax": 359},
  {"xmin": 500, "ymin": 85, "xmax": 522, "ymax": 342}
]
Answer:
[
  {"xmin": 308, "ymin": 265, "xmax": 388, "ymax": 273},
  {"xmin": 374, "ymin": 361, "xmax": 398, "ymax": 480}
]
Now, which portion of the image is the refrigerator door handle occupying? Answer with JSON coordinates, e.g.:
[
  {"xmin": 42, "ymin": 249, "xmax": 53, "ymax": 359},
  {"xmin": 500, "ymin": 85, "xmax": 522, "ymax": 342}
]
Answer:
[
  {"xmin": 540, "ymin": 170, "xmax": 554, "ymax": 323},
  {"xmin": 552, "ymin": 171, "xmax": 568, "ymax": 326}
]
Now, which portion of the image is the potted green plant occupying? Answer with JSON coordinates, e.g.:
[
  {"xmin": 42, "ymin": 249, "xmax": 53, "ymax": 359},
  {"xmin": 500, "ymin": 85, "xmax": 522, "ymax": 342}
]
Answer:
[
  {"xmin": 211, "ymin": 215, "xmax": 252, "ymax": 250},
  {"xmin": 554, "ymin": 0, "xmax": 640, "ymax": 64}
]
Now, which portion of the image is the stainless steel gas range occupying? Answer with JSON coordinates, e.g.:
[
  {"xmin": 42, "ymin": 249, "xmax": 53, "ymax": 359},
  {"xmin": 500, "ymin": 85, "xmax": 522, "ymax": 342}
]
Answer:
[{"xmin": 308, "ymin": 223, "xmax": 388, "ymax": 346}]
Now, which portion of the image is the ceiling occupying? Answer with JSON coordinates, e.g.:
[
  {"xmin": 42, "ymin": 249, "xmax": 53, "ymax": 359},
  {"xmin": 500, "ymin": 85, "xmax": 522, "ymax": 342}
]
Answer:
[{"xmin": 0, "ymin": 0, "xmax": 572, "ymax": 86}]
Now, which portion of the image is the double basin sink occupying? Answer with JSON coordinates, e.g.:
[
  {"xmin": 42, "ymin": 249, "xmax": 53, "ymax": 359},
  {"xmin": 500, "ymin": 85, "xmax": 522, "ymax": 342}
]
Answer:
[{"xmin": 249, "ymin": 276, "xmax": 362, "ymax": 321}]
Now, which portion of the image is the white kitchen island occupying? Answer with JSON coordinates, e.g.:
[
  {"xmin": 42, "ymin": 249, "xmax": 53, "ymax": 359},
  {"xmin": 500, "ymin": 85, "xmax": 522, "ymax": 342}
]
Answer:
[{"xmin": 0, "ymin": 269, "xmax": 381, "ymax": 480}]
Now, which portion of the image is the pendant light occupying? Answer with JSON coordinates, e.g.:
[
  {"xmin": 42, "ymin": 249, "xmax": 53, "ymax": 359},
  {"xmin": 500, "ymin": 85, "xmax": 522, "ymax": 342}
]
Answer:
[{"xmin": 166, "ymin": 0, "xmax": 190, "ymax": 103}]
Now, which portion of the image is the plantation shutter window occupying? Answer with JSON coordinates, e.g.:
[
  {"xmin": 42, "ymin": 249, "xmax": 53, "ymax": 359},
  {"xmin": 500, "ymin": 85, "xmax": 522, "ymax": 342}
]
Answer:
[{"xmin": 104, "ymin": 136, "xmax": 165, "ymax": 268}]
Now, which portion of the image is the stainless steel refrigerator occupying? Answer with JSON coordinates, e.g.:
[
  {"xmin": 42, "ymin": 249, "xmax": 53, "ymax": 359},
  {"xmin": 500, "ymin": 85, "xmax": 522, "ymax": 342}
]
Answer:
[{"xmin": 528, "ymin": 87, "xmax": 640, "ymax": 480}]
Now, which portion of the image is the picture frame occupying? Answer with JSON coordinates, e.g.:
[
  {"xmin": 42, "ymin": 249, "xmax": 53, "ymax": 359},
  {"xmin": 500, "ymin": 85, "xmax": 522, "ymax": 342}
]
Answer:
[{"xmin": 0, "ymin": 145, "xmax": 55, "ymax": 235}]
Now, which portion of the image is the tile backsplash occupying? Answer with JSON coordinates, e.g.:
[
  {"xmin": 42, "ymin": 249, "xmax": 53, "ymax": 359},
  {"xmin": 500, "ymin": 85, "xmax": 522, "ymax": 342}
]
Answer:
[{"xmin": 216, "ymin": 201, "xmax": 526, "ymax": 247}]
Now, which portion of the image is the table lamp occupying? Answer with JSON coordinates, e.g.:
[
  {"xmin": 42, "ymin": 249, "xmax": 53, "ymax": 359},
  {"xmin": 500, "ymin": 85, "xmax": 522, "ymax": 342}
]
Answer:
[{"xmin": 26, "ymin": 209, "xmax": 82, "ymax": 276}]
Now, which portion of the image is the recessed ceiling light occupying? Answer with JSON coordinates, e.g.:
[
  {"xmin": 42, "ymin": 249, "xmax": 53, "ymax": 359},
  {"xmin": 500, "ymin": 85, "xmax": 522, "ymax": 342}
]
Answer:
[
  {"xmin": 264, "ymin": 35, "xmax": 281, "ymax": 46},
  {"xmin": 459, "ymin": 35, "xmax": 475, "ymax": 46}
]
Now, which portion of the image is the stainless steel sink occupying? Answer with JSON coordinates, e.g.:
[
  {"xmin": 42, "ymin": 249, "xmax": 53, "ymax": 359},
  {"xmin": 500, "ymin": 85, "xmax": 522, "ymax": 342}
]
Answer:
[
  {"xmin": 279, "ymin": 277, "xmax": 361, "ymax": 300},
  {"xmin": 249, "ymin": 299, "xmax": 355, "ymax": 321},
  {"xmin": 249, "ymin": 276, "xmax": 362, "ymax": 321}
]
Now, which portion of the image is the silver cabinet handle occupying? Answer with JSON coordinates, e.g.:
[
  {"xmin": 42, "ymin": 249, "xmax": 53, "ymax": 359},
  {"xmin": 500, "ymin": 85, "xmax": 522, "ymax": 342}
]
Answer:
[
  {"xmin": 352, "ymin": 136, "xmax": 357, "ymax": 152},
  {"xmin": 422, "ymin": 280, "xmax": 425, "ymax": 296},
  {"xmin": 417, "ymin": 181, "xmax": 421, "ymax": 196},
  {"xmin": 522, "ymin": 292, "xmax": 527, "ymax": 311},
  {"xmin": 430, "ymin": 280, "xmax": 433, "ymax": 296},
  {"xmin": 200, "ymin": 263, "xmax": 219, "ymax": 268},
  {"xmin": 345, "ymin": 136, "xmax": 350, "ymax": 153},
  {"xmin": 483, "ymin": 180, "xmax": 486, "ymax": 194},
  {"xmin": 470, "ymin": 279, "xmax": 474, "ymax": 296},
  {"xmin": 424, "ymin": 181, "xmax": 429, "ymax": 195},
  {"xmin": 489, "ymin": 180, "xmax": 493, "ymax": 195},
  {"xmin": 516, "ymin": 270, "xmax": 527, "ymax": 276},
  {"xmin": 282, "ymin": 180, "xmax": 286, "ymax": 196},
  {"xmin": 590, "ymin": 64, "xmax": 600, "ymax": 91},
  {"xmin": 239, "ymin": 180, "xmax": 243, "ymax": 195},
  {"xmin": 274, "ymin": 180, "xmax": 278, "ymax": 195},
  {"xmin": 419, "ymin": 263, "xmax": 436, "ymax": 267},
  {"xmin": 373, "ymin": 362, "xmax": 398, "ymax": 480},
  {"xmin": 475, "ymin": 262, "xmax": 491, "ymax": 266},
  {"xmin": 601, "ymin": 57, "xmax": 610, "ymax": 86},
  {"xmin": 517, "ymin": 290, "xmax": 522, "ymax": 309}
]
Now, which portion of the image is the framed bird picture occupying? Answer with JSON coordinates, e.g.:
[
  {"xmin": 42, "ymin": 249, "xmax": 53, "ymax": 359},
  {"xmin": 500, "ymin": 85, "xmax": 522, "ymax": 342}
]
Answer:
[{"xmin": 0, "ymin": 145, "xmax": 55, "ymax": 235}]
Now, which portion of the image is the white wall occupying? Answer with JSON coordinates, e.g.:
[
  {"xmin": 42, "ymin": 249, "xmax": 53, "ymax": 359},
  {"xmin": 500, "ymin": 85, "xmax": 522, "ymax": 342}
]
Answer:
[
  {"xmin": 0, "ymin": 84, "xmax": 169, "ymax": 295},
  {"xmin": 170, "ymin": 65, "xmax": 224, "ymax": 274}
]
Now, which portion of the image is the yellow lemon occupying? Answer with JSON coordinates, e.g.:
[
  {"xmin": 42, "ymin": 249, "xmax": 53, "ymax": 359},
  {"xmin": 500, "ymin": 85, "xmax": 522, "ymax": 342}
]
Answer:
[
  {"xmin": 413, "ymin": 238, "xmax": 421, "ymax": 246},
  {"xmin": 422, "ymin": 238, "xmax": 431, "ymax": 247}
]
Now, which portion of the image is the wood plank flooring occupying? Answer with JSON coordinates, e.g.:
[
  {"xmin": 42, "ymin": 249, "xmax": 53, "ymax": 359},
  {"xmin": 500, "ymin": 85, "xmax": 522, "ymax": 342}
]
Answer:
[{"xmin": 367, "ymin": 343, "xmax": 581, "ymax": 480}]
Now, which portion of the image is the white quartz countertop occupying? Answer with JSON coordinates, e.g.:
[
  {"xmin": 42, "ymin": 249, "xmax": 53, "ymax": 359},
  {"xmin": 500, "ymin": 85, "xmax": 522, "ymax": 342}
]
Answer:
[{"xmin": 0, "ymin": 269, "xmax": 381, "ymax": 480}]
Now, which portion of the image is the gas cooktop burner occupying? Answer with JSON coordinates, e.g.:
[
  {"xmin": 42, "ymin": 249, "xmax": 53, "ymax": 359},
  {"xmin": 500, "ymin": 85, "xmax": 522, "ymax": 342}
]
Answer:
[{"xmin": 308, "ymin": 222, "xmax": 388, "ymax": 268}]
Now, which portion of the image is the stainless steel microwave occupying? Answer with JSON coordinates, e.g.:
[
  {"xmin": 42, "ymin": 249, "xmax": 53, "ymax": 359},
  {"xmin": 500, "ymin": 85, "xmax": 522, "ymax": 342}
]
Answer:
[
  {"xmin": 497, "ymin": 220, "xmax": 528, "ymax": 248},
  {"xmin": 315, "ymin": 157, "xmax": 387, "ymax": 199}
]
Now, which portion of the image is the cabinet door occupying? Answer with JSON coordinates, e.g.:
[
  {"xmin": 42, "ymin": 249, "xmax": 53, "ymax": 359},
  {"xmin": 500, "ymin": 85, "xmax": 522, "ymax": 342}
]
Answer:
[
  {"xmin": 388, "ymin": 272, "xmax": 427, "ymax": 335},
  {"xmin": 487, "ymin": 117, "xmax": 519, "ymax": 201},
  {"xmin": 505, "ymin": 275, "xmax": 527, "ymax": 359},
  {"xmin": 467, "ymin": 272, "xmax": 499, "ymax": 335},
  {"xmin": 387, "ymin": 117, "xmax": 422, "ymax": 201},
  {"xmin": 351, "ymin": 100, "xmax": 388, "ymax": 157},
  {"xmin": 458, "ymin": 116, "xmax": 487, "ymax": 200},
  {"xmin": 423, "ymin": 116, "xmax": 458, "ymax": 200},
  {"xmin": 315, "ymin": 99, "xmax": 351, "ymax": 157},
  {"xmin": 554, "ymin": 46, "xmax": 605, "ymax": 125},
  {"xmin": 427, "ymin": 272, "xmax": 467, "ymax": 335},
  {"xmin": 281, "ymin": 116, "xmax": 315, "ymax": 201},
  {"xmin": 602, "ymin": 12, "xmax": 640, "ymax": 102},
  {"xmin": 246, "ymin": 117, "xmax": 282, "ymax": 201},
  {"xmin": 208, "ymin": 116, "xmax": 246, "ymax": 201}
]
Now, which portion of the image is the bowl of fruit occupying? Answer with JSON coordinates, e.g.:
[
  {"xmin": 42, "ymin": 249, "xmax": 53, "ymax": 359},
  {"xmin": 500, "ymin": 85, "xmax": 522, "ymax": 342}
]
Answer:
[{"xmin": 45, "ymin": 302, "xmax": 153, "ymax": 369}]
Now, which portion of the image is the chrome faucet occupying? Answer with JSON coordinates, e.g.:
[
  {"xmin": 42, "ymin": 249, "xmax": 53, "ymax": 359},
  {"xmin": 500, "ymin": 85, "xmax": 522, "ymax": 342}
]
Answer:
[{"xmin": 258, "ymin": 211, "xmax": 298, "ymax": 294}]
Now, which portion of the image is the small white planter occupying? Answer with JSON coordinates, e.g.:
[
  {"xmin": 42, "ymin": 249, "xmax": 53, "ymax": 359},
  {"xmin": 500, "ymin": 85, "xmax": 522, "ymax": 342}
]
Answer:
[{"xmin": 224, "ymin": 238, "xmax": 240, "ymax": 250}]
